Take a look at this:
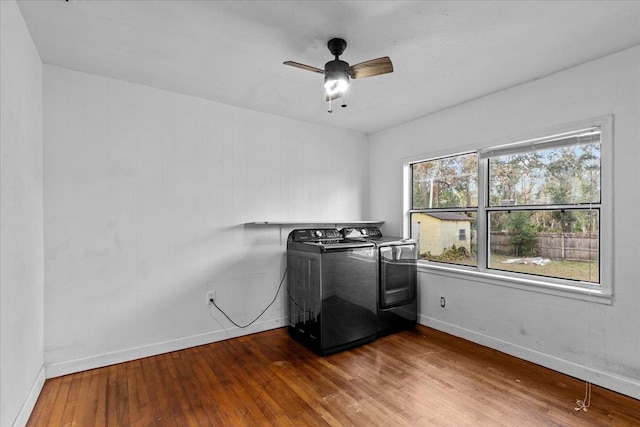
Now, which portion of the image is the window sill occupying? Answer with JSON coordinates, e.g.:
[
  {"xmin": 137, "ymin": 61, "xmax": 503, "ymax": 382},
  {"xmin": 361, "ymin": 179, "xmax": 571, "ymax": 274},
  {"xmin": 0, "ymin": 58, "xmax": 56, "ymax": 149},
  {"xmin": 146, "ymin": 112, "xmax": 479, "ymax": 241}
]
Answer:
[{"xmin": 417, "ymin": 261, "xmax": 613, "ymax": 305}]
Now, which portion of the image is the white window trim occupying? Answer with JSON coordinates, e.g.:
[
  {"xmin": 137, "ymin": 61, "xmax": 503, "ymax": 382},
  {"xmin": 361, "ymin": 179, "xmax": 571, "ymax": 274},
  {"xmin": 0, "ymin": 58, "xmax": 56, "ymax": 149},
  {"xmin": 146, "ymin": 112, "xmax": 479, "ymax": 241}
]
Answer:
[
  {"xmin": 417, "ymin": 262, "xmax": 612, "ymax": 304},
  {"xmin": 404, "ymin": 115, "xmax": 613, "ymax": 302}
]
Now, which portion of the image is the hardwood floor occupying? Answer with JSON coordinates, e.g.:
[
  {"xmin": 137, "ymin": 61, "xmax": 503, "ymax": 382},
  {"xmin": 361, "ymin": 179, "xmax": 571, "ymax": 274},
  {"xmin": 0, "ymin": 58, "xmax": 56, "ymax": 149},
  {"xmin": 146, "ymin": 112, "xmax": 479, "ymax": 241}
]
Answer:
[{"xmin": 28, "ymin": 325, "xmax": 640, "ymax": 426}]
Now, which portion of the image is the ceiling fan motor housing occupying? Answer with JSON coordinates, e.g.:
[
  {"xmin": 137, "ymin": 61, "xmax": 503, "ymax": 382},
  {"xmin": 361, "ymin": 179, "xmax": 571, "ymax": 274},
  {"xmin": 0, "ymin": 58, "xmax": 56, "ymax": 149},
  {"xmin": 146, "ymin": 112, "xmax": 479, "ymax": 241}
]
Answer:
[
  {"xmin": 324, "ymin": 60, "xmax": 350, "ymax": 88},
  {"xmin": 324, "ymin": 59, "xmax": 349, "ymax": 74}
]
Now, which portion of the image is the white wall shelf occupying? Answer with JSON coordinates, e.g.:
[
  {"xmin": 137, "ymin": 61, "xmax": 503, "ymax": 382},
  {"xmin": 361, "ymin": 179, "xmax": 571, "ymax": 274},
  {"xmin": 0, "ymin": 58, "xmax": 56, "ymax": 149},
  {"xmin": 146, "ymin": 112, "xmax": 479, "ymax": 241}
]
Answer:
[
  {"xmin": 245, "ymin": 221, "xmax": 385, "ymax": 244},
  {"xmin": 245, "ymin": 220, "xmax": 384, "ymax": 226}
]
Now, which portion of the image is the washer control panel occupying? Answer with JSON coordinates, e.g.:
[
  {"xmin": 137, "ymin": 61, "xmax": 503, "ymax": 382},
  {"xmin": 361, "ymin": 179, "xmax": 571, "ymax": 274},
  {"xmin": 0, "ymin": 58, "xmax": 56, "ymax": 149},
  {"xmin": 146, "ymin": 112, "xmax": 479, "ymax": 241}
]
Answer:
[{"xmin": 289, "ymin": 228, "xmax": 342, "ymax": 242}]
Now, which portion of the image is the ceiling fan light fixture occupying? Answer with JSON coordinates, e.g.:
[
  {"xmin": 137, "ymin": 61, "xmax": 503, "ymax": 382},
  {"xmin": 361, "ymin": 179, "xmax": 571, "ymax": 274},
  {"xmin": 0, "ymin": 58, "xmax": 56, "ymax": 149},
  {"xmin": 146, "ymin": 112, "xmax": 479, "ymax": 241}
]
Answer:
[{"xmin": 324, "ymin": 69, "xmax": 350, "ymax": 96}]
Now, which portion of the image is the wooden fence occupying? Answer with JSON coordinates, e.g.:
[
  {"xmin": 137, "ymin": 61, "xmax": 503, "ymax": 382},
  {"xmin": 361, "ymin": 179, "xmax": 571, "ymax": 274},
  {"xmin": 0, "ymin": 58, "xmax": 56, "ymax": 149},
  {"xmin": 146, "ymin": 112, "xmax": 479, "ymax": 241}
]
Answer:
[{"xmin": 490, "ymin": 232, "xmax": 598, "ymax": 261}]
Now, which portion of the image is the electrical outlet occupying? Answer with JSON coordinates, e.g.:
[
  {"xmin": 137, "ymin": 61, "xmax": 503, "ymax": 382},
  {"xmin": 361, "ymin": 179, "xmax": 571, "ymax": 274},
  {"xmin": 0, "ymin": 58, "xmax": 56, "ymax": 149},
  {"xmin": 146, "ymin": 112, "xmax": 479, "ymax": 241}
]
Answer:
[{"xmin": 206, "ymin": 291, "xmax": 216, "ymax": 305}]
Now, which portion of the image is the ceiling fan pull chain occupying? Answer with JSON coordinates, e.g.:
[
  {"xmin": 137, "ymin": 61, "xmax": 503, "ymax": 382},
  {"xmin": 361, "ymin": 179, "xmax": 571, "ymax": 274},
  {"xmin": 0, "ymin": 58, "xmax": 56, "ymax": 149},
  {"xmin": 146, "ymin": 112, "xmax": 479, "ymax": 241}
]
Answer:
[{"xmin": 328, "ymin": 95, "xmax": 333, "ymax": 113}]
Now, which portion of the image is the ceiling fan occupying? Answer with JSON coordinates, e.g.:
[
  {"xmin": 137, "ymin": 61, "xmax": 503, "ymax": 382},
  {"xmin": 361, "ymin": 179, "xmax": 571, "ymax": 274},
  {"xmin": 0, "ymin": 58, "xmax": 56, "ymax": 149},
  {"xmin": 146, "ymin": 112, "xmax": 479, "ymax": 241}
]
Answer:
[{"xmin": 284, "ymin": 38, "xmax": 393, "ymax": 112}]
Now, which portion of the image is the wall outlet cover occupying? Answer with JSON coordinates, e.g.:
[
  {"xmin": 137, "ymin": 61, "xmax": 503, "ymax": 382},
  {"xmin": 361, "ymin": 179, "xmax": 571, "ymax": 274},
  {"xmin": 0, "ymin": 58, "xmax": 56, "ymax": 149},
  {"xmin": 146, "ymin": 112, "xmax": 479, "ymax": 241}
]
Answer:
[{"xmin": 206, "ymin": 290, "xmax": 216, "ymax": 305}]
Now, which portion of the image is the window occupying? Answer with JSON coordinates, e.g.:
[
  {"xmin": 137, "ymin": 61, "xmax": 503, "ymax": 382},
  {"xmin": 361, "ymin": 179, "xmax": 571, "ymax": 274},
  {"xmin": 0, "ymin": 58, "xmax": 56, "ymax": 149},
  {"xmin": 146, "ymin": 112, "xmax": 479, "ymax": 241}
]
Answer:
[
  {"xmin": 406, "ymin": 117, "xmax": 611, "ymax": 295},
  {"xmin": 410, "ymin": 153, "xmax": 478, "ymax": 267}
]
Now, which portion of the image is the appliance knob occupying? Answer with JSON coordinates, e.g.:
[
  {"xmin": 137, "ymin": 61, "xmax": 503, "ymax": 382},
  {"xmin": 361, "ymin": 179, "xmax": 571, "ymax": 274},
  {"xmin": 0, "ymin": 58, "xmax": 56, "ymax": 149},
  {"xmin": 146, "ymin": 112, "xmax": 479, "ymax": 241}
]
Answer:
[{"xmin": 315, "ymin": 230, "xmax": 323, "ymax": 237}]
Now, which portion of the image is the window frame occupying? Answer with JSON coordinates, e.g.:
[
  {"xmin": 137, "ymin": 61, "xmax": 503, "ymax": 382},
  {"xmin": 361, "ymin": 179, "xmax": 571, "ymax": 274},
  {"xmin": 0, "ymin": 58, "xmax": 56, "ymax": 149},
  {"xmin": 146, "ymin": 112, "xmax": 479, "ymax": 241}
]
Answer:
[{"xmin": 403, "ymin": 116, "xmax": 613, "ymax": 302}]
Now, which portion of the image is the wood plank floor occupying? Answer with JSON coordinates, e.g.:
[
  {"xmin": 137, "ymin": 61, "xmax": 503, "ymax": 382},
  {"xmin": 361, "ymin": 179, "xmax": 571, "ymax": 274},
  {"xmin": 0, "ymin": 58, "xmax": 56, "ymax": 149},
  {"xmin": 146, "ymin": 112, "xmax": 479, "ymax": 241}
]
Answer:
[{"xmin": 28, "ymin": 325, "xmax": 640, "ymax": 426}]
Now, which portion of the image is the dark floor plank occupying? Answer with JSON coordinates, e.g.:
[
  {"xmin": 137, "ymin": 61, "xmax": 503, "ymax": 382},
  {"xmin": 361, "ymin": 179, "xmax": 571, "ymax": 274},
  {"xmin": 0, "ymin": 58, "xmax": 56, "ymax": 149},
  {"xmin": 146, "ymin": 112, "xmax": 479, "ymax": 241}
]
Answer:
[{"xmin": 27, "ymin": 325, "xmax": 640, "ymax": 426}]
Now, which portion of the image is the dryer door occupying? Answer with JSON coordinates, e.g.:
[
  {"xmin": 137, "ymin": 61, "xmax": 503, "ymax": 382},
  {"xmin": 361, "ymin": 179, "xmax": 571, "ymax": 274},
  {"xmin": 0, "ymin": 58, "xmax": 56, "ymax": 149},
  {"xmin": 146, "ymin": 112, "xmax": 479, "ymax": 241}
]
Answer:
[{"xmin": 379, "ymin": 244, "xmax": 417, "ymax": 309}]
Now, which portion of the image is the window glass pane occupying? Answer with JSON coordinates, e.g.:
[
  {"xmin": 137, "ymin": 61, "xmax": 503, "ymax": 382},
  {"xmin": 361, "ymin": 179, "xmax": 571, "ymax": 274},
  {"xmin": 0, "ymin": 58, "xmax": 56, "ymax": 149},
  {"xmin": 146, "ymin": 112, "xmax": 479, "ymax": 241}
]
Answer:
[
  {"xmin": 488, "ymin": 141, "xmax": 600, "ymax": 206},
  {"xmin": 411, "ymin": 212, "xmax": 477, "ymax": 267},
  {"xmin": 412, "ymin": 153, "xmax": 478, "ymax": 209},
  {"xmin": 488, "ymin": 209, "xmax": 599, "ymax": 283}
]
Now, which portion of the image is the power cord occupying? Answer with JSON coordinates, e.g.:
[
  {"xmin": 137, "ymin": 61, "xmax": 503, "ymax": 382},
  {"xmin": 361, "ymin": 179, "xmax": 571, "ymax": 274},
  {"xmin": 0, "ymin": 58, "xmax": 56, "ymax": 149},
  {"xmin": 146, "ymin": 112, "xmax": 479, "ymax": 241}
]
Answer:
[
  {"xmin": 574, "ymin": 381, "xmax": 592, "ymax": 412},
  {"xmin": 208, "ymin": 268, "xmax": 287, "ymax": 329}
]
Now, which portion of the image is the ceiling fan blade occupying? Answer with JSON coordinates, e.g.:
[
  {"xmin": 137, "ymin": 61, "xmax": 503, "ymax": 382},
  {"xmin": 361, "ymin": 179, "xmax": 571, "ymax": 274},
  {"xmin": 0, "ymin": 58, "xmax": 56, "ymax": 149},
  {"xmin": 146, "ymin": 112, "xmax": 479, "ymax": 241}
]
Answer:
[
  {"xmin": 348, "ymin": 57, "xmax": 393, "ymax": 79},
  {"xmin": 283, "ymin": 61, "xmax": 325, "ymax": 74}
]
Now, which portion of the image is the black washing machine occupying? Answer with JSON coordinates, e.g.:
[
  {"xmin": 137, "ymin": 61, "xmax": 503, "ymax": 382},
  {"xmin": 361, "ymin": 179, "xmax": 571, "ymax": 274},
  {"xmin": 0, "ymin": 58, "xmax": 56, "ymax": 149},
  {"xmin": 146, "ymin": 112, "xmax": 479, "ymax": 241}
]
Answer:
[
  {"xmin": 287, "ymin": 229, "xmax": 378, "ymax": 355},
  {"xmin": 342, "ymin": 227, "xmax": 418, "ymax": 336}
]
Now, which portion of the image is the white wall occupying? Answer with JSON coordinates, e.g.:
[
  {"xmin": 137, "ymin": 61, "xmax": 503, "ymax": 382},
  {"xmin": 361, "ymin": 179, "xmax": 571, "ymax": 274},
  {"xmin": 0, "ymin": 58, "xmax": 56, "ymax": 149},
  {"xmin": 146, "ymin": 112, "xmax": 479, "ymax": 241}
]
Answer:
[
  {"xmin": 369, "ymin": 46, "xmax": 640, "ymax": 398},
  {"xmin": 0, "ymin": 1, "xmax": 45, "ymax": 426},
  {"xmin": 42, "ymin": 65, "xmax": 370, "ymax": 376}
]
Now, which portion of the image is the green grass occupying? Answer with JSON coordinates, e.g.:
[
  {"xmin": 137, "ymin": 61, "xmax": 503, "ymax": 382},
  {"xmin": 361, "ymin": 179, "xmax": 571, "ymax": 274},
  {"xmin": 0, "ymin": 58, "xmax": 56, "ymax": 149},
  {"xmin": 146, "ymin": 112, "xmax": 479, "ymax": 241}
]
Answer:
[
  {"xmin": 489, "ymin": 255, "xmax": 599, "ymax": 283},
  {"xmin": 419, "ymin": 253, "xmax": 599, "ymax": 283}
]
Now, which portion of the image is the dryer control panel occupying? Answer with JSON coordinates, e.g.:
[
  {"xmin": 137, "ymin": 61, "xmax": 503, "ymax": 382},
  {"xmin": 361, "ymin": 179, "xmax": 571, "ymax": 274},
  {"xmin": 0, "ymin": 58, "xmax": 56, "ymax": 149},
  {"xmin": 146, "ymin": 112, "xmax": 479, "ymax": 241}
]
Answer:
[{"xmin": 342, "ymin": 227, "xmax": 383, "ymax": 238}]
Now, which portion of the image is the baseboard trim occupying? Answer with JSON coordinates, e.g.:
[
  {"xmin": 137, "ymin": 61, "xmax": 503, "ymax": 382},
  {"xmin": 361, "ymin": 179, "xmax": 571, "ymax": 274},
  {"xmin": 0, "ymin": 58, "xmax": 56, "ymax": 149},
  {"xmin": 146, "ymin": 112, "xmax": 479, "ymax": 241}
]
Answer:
[
  {"xmin": 45, "ymin": 316, "xmax": 287, "ymax": 379},
  {"xmin": 41, "ymin": 314, "xmax": 640, "ymax": 400},
  {"xmin": 12, "ymin": 365, "xmax": 46, "ymax": 427},
  {"xmin": 419, "ymin": 315, "xmax": 640, "ymax": 400}
]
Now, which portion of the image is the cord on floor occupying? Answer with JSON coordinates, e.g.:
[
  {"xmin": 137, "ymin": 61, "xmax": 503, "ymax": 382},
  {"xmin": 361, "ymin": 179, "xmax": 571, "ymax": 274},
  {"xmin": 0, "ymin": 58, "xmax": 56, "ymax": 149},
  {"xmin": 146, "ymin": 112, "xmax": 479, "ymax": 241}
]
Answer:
[{"xmin": 574, "ymin": 381, "xmax": 592, "ymax": 412}]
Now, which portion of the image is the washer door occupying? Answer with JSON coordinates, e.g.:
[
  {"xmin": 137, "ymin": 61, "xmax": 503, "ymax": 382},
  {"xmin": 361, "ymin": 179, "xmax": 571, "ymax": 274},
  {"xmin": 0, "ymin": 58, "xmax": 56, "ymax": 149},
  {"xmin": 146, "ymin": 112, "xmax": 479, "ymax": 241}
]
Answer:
[{"xmin": 379, "ymin": 244, "xmax": 417, "ymax": 309}]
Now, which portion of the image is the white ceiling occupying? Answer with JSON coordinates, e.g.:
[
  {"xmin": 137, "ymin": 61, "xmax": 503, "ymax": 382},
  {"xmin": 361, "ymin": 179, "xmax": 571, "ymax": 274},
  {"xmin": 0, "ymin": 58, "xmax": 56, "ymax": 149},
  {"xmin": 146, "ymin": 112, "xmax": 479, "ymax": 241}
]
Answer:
[{"xmin": 17, "ymin": 0, "xmax": 640, "ymax": 134}]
